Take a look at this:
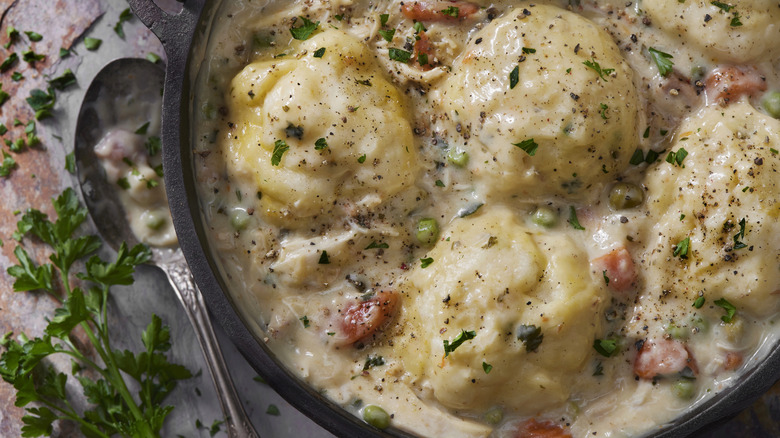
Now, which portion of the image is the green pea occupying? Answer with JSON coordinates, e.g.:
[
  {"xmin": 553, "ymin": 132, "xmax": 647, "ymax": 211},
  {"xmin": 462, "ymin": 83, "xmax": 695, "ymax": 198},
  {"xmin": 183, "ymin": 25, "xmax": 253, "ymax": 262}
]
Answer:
[
  {"xmin": 483, "ymin": 407, "xmax": 503, "ymax": 425},
  {"xmin": 608, "ymin": 182, "xmax": 644, "ymax": 210},
  {"xmin": 665, "ymin": 323, "xmax": 689, "ymax": 340},
  {"xmin": 447, "ymin": 147, "xmax": 469, "ymax": 167},
  {"xmin": 531, "ymin": 206, "xmax": 558, "ymax": 227},
  {"xmin": 762, "ymin": 91, "xmax": 780, "ymax": 119},
  {"xmin": 416, "ymin": 218, "xmax": 440, "ymax": 246},
  {"xmin": 143, "ymin": 211, "xmax": 166, "ymax": 230},
  {"xmin": 362, "ymin": 405, "xmax": 390, "ymax": 429},
  {"xmin": 671, "ymin": 379, "xmax": 696, "ymax": 400},
  {"xmin": 230, "ymin": 208, "xmax": 251, "ymax": 230}
]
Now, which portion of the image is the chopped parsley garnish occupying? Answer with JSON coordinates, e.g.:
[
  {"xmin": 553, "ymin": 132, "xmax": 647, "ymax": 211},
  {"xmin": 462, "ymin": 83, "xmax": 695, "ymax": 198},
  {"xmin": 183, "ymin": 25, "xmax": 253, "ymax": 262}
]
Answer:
[
  {"xmin": 435, "ymin": 179, "xmax": 445, "ymax": 187},
  {"xmin": 730, "ymin": 13, "xmax": 743, "ymax": 26},
  {"xmin": 299, "ymin": 315, "xmax": 310, "ymax": 328},
  {"xmin": 522, "ymin": 47, "xmax": 536, "ymax": 54},
  {"xmin": 599, "ymin": 103, "xmax": 609, "ymax": 120},
  {"xmin": 313, "ymin": 47, "xmax": 326, "ymax": 58},
  {"xmin": 380, "ymin": 14, "xmax": 389, "ymax": 27},
  {"xmin": 443, "ymin": 329, "xmax": 476, "ymax": 357},
  {"xmin": 24, "ymin": 31, "xmax": 42, "ymax": 42},
  {"xmin": 365, "ymin": 241, "xmax": 389, "ymax": 250},
  {"xmin": 482, "ymin": 362, "xmax": 493, "ymax": 374},
  {"xmin": 4, "ymin": 27, "xmax": 19, "ymax": 49},
  {"xmin": 146, "ymin": 52, "xmax": 161, "ymax": 64},
  {"xmin": 0, "ymin": 124, "xmax": 6, "ymax": 135},
  {"xmin": 693, "ymin": 296, "xmax": 705, "ymax": 308},
  {"xmin": 714, "ymin": 298, "xmax": 736, "ymax": 323},
  {"xmin": 665, "ymin": 147, "xmax": 688, "ymax": 166},
  {"xmin": 440, "ymin": 6, "xmax": 459, "ymax": 17},
  {"xmin": 284, "ymin": 123, "xmax": 304, "ymax": 139},
  {"xmin": 567, "ymin": 206, "xmax": 585, "ymax": 230},
  {"xmin": 629, "ymin": 149, "xmax": 644, "ymax": 165},
  {"xmin": 602, "ymin": 270, "xmax": 610, "ymax": 286},
  {"xmin": 420, "ymin": 257, "xmax": 434, "ymax": 268},
  {"xmin": 645, "ymin": 149, "xmax": 660, "ymax": 164},
  {"xmin": 418, "ymin": 53, "xmax": 428, "ymax": 66},
  {"xmin": 266, "ymin": 404, "xmax": 280, "ymax": 416},
  {"xmin": 59, "ymin": 47, "xmax": 70, "ymax": 58},
  {"xmin": 271, "ymin": 139, "xmax": 290, "ymax": 166},
  {"xmin": 512, "ymin": 138, "xmax": 537, "ymax": 156},
  {"xmin": 378, "ymin": 28, "xmax": 395, "ymax": 42},
  {"xmin": 145, "ymin": 136, "xmax": 162, "ymax": 156},
  {"xmin": 315, "ymin": 137, "xmax": 328, "ymax": 150},
  {"xmin": 135, "ymin": 122, "xmax": 150, "ymax": 135},
  {"xmin": 84, "ymin": 37, "xmax": 102, "ymax": 51},
  {"xmin": 648, "ymin": 47, "xmax": 674, "ymax": 77},
  {"xmin": 0, "ymin": 89, "xmax": 9, "ymax": 107},
  {"xmin": 710, "ymin": 1, "xmax": 733, "ymax": 12},
  {"xmin": 388, "ymin": 47, "xmax": 412, "ymax": 63},
  {"xmin": 290, "ymin": 16, "xmax": 320, "ymax": 40},
  {"xmin": 593, "ymin": 338, "xmax": 618, "ymax": 357},
  {"xmin": 363, "ymin": 355, "xmax": 385, "ymax": 371},
  {"xmin": 357, "ymin": 154, "xmax": 367, "ymax": 163},
  {"xmin": 26, "ymin": 87, "xmax": 56, "ymax": 120},
  {"xmin": 516, "ymin": 324, "xmax": 543, "ymax": 352},
  {"xmin": 117, "ymin": 177, "xmax": 131, "ymax": 190},
  {"xmin": 413, "ymin": 22, "xmax": 427, "ymax": 34},
  {"xmin": 583, "ymin": 58, "xmax": 614, "ymax": 82},
  {"xmin": 318, "ymin": 250, "xmax": 330, "ymax": 264},
  {"xmin": 509, "ymin": 65, "xmax": 519, "ymax": 89},
  {"xmin": 22, "ymin": 49, "xmax": 45, "ymax": 63},
  {"xmin": 732, "ymin": 218, "xmax": 747, "ymax": 249},
  {"xmin": 48, "ymin": 68, "xmax": 76, "ymax": 90},
  {"xmin": 1, "ymin": 53, "xmax": 18, "ymax": 72},
  {"xmin": 0, "ymin": 151, "xmax": 16, "ymax": 177},
  {"xmin": 114, "ymin": 8, "xmax": 133, "ymax": 38},
  {"xmin": 674, "ymin": 236, "xmax": 691, "ymax": 259}
]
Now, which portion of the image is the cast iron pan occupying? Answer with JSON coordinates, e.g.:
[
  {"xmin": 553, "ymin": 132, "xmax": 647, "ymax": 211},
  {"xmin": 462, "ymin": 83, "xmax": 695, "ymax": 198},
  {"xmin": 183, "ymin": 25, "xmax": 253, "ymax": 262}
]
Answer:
[{"xmin": 125, "ymin": 0, "xmax": 780, "ymax": 436}]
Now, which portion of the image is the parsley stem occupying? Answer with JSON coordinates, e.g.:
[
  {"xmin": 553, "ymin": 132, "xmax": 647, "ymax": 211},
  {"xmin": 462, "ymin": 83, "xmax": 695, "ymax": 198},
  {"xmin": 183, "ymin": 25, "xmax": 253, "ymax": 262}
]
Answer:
[{"xmin": 39, "ymin": 398, "xmax": 112, "ymax": 438}]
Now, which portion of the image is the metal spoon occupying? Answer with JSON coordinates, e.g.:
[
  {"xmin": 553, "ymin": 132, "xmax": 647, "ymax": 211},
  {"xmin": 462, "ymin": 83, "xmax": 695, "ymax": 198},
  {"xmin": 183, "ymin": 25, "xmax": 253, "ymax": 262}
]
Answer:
[{"xmin": 74, "ymin": 58, "xmax": 259, "ymax": 438}]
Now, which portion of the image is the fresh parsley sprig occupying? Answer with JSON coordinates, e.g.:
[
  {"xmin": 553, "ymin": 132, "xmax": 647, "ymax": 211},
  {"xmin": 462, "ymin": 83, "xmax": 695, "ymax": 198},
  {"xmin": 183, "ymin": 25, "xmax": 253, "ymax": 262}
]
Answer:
[{"xmin": 1, "ymin": 188, "xmax": 191, "ymax": 438}]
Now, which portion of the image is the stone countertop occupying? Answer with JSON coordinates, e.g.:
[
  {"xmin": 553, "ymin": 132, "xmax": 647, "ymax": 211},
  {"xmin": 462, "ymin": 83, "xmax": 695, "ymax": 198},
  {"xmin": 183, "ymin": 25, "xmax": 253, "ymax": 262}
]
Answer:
[{"xmin": 0, "ymin": 0, "xmax": 776, "ymax": 437}]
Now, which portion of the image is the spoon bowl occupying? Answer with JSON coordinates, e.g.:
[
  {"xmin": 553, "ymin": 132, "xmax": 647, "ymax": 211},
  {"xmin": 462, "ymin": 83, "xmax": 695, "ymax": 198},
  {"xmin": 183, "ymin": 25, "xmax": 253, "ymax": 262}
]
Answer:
[{"xmin": 74, "ymin": 58, "xmax": 258, "ymax": 438}]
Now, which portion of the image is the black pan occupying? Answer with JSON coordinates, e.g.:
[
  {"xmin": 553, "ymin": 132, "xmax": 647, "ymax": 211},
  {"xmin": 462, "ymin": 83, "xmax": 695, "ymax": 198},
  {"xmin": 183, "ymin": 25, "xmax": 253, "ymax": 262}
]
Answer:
[{"xmin": 125, "ymin": 1, "xmax": 780, "ymax": 436}]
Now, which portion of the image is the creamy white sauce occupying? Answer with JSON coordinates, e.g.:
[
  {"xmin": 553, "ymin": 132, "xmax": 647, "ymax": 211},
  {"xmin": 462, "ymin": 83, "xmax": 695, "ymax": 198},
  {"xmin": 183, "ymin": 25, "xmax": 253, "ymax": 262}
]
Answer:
[{"xmin": 190, "ymin": 1, "xmax": 780, "ymax": 436}]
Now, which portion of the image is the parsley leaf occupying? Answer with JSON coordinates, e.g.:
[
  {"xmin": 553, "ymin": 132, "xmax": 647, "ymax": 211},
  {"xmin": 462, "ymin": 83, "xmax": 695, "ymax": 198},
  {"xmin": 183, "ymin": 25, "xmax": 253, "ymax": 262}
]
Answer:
[
  {"xmin": 583, "ymin": 58, "xmax": 614, "ymax": 82},
  {"xmin": 509, "ymin": 65, "xmax": 519, "ymax": 89},
  {"xmin": 84, "ymin": 37, "xmax": 102, "ymax": 51},
  {"xmin": 313, "ymin": 47, "xmax": 326, "ymax": 58},
  {"xmin": 24, "ymin": 31, "xmax": 43, "ymax": 42},
  {"xmin": 318, "ymin": 250, "xmax": 330, "ymax": 264},
  {"xmin": 48, "ymin": 68, "xmax": 76, "ymax": 90},
  {"xmin": 714, "ymin": 298, "xmax": 736, "ymax": 323},
  {"xmin": 674, "ymin": 236, "xmax": 691, "ymax": 259},
  {"xmin": 665, "ymin": 147, "xmax": 688, "ymax": 166},
  {"xmin": 648, "ymin": 47, "xmax": 674, "ymax": 77},
  {"xmin": 482, "ymin": 362, "xmax": 493, "ymax": 374},
  {"xmin": 145, "ymin": 136, "xmax": 162, "ymax": 156},
  {"xmin": 26, "ymin": 87, "xmax": 56, "ymax": 120},
  {"xmin": 365, "ymin": 241, "xmax": 389, "ymax": 250},
  {"xmin": 629, "ymin": 149, "xmax": 644, "ymax": 165},
  {"xmin": 380, "ymin": 14, "xmax": 389, "ymax": 27},
  {"xmin": 513, "ymin": 138, "xmax": 538, "ymax": 156},
  {"xmin": 315, "ymin": 137, "xmax": 328, "ymax": 150},
  {"xmin": 732, "ymin": 218, "xmax": 747, "ymax": 250},
  {"xmin": 1, "ymin": 52, "xmax": 18, "ymax": 72},
  {"xmin": 420, "ymin": 257, "xmax": 434, "ymax": 268},
  {"xmin": 516, "ymin": 324, "xmax": 543, "ymax": 352},
  {"xmin": 271, "ymin": 139, "xmax": 290, "ymax": 166},
  {"xmin": 378, "ymin": 28, "xmax": 395, "ymax": 42},
  {"xmin": 299, "ymin": 315, "xmax": 310, "ymax": 328},
  {"xmin": 388, "ymin": 48, "xmax": 412, "ymax": 63},
  {"xmin": 693, "ymin": 296, "xmax": 705, "ymax": 308},
  {"xmin": 443, "ymin": 330, "xmax": 476, "ymax": 357},
  {"xmin": 440, "ymin": 6, "xmax": 459, "ymax": 17},
  {"xmin": 290, "ymin": 16, "xmax": 320, "ymax": 40},
  {"xmin": 567, "ymin": 206, "xmax": 585, "ymax": 230},
  {"xmin": 363, "ymin": 355, "xmax": 385, "ymax": 371},
  {"xmin": 730, "ymin": 12, "xmax": 743, "ymax": 27}
]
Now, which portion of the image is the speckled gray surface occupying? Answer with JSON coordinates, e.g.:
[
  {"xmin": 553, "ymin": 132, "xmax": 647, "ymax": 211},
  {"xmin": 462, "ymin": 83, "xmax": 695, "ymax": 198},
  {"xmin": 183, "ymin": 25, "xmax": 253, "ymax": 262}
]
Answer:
[{"xmin": 0, "ymin": 0, "xmax": 777, "ymax": 437}]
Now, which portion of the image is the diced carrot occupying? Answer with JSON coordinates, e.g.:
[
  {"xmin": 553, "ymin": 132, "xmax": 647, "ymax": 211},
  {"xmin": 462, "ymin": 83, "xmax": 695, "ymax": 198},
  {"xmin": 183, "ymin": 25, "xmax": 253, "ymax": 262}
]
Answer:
[
  {"xmin": 414, "ymin": 31, "xmax": 436, "ymax": 70},
  {"xmin": 401, "ymin": 1, "xmax": 480, "ymax": 22},
  {"xmin": 336, "ymin": 290, "xmax": 399, "ymax": 345},
  {"xmin": 705, "ymin": 65, "xmax": 767, "ymax": 106},
  {"xmin": 514, "ymin": 419, "xmax": 573, "ymax": 438},
  {"xmin": 634, "ymin": 338, "xmax": 698, "ymax": 379},
  {"xmin": 591, "ymin": 247, "xmax": 637, "ymax": 295}
]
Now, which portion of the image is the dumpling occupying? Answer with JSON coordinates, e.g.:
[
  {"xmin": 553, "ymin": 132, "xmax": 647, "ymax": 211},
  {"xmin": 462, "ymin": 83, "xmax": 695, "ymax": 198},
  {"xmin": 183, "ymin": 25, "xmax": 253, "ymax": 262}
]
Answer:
[
  {"xmin": 398, "ymin": 207, "xmax": 607, "ymax": 414},
  {"xmin": 639, "ymin": 102, "xmax": 780, "ymax": 318},
  {"xmin": 644, "ymin": 0, "xmax": 780, "ymax": 63},
  {"xmin": 438, "ymin": 3, "xmax": 639, "ymax": 201},
  {"xmin": 223, "ymin": 29, "xmax": 418, "ymax": 224}
]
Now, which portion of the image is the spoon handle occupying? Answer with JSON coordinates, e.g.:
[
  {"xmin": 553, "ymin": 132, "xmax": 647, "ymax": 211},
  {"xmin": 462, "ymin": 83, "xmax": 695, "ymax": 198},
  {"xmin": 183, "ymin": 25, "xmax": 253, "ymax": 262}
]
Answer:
[{"xmin": 161, "ymin": 261, "xmax": 259, "ymax": 438}]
